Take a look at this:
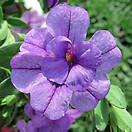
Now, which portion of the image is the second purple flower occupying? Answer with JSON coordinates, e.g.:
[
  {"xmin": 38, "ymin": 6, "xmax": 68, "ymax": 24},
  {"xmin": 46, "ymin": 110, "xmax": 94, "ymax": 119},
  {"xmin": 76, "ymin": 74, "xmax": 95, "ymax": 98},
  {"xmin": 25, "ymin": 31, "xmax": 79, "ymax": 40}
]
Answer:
[
  {"xmin": 10, "ymin": 5, "xmax": 122, "ymax": 120},
  {"xmin": 48, "ymin": 0, "xmax": 67, "ymax": 8}
]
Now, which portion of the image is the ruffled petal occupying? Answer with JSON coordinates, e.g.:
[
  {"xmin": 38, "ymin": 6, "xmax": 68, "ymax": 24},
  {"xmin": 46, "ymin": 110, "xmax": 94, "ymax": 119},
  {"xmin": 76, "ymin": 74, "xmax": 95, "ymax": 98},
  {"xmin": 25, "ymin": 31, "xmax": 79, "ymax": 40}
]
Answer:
[
  {"xmin": 42, "ymin": 57, "xmax": 69, "ymax": 84},
  {"xmin": 30, "ymin": 84, "xmax": 72, "ymax": 120},
  {"xmin": 46, "ymin": 4, "xmax": 89, "ymax": 44},
  {"xmin": 46, "ymin": 36, "xmax": 71, "ymax": 58},
  {"xmin": 98, "ymin": 47, "xmax": 122, "ymax": 73},
  {"xmin": 10, "ymin": 52, "xmax": 45, "ymax": 69},
  {"xmin": 76, "ymin": 42, "xmax": 103, "ymax": 69},
  {"xmin": 24, "ymin": 28, "xmax": 54, "ymax": 50},
  {"xmin": 65, "ymin": 65, "xmax": 95, "ymax": 91},
  {"xmin": 89, "ymin": 30, "xmax": 117, "ymax": 54},
  {"xmin": 11, "ymin": 70, "xmax": 46, "ymax": 93},
  {"xmin": 87, "ymin": 69, "xmax": 110, "ymax": 100},
  {"xmin": 71, "ymin": 91, "xmax": 99, "ymax": 111}
]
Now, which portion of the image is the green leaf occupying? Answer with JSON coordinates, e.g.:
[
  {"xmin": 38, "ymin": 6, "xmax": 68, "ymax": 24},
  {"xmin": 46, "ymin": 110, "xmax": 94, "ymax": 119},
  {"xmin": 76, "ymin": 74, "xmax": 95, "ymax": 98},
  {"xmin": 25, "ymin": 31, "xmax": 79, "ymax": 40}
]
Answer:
[
  {"xmin": 94, "ymin": 99, "xmax": 109, "ymax": 131},
  {"xmin": 105, "ymin": 85, "xmax": 127, "ymax": 108},
  {"xmin": 0, "ymin": 7, "xmax": 3, "ymax": 26},
  {"xmin": 0, "ymin": 21, "xmax": 8, "ymax": 41},
  {"xmin": 38, "ymin": 0, "xmax": 48, "ymax": 12},
  {"xmin": 7, "ymin": 17, "xmax": 28, "ymax": 28},
  {"xmin": 16, "ymin": 33, "xmax": 25, "ymax": 41},
  {"xmin": 0, "ymin": 77, "xmax": 19, "ymax": 97},
  {"xmin": 2, "ymin": 106, "xmax": 13, "ymax": 118},
  {"xmin": 1, "ymin": 97, "xmax": 7, "ymax": 105},
  {"xmin": 111, "ymin": 105, "xmax": 132, "ymax": 131},
  {"xmin": 6, "ymin": 95, "xmax": 17, "ymax": 106},
  {"xmin": 0, "ymin": 0, "xmax": 8, "ymax": 6},
  {"xmin": 2, "ymin": 29, "xmax": 15, "ymax": 47},
  {"xmin": 0, "ymin": 42, "xmax": 22, "ymax": 69},
  {"xmin": 110, "ymin": 118, "xmax": 117, "ymax": 132}
]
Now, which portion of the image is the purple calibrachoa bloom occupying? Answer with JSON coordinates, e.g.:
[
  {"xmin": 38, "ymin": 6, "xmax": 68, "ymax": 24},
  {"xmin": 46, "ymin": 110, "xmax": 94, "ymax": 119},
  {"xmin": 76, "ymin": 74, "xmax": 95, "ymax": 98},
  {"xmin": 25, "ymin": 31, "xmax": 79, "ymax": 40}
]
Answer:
[
  {"xmin": 14, "ymin": 11, "xmax": 47, "ymax": 34},
  {"xmin": 48, "ymin": 0, "xmax": 67, "ymax": 8},
  {"xmin": 11, "ymin": 5, "xmax": 122, "ymax": 120},
  {"xmin": 16, "ymin": 104, "xmax": 82, "ymax": 132}
]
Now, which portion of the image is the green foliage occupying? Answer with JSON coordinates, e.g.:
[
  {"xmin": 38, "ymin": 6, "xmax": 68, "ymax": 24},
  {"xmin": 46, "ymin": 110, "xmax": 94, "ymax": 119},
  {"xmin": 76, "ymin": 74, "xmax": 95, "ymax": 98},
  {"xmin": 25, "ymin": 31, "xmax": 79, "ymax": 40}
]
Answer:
[
  {"xmin": 5, "ymin": 95, "xmax": 17, "ymax": 106},
  {"xmin": 106, "ymin": 85, "xmax": 127, "ymax": 108},
  {"xmin": 2, "ymin": 105, "xmax": 13, "ymax": 118},
  {"xmin": 38, "ymin": 0, "xmax": 49, "ymax": 12},
  {"xmin": 0, "ymin": 42, "xmax": 22, "ymax": 69},
  {"xmin": 16, "ymin": 33, "xmax": 25, "ymax": 41},
  {"xmin": 94, "ymin": 99, "xmax": 109, "ymax": 131},
  {"xmin": 0, "ymin": 0, "xmax": 8, "ymax": 6},
  {"xmin": 111, "ymin": 106, "xmax": 132, "ymax": 131},
  {"xmin": 0, "ymin": 21, "xmax": 8, "ymax": 41},
  {"xmin": 0, "ymin": 77, "xmax": 19, "ymax": 96},
  {"xmin": 2, "ymin": 29, "xmax": 15, "ymax": 47},
  {"xmin": 0, "ymin": 7, "xmax": 3, "ymax": 26},
  {"xmin": 7, "ymin": 17, "xmax": 28, "ymax": 28}
]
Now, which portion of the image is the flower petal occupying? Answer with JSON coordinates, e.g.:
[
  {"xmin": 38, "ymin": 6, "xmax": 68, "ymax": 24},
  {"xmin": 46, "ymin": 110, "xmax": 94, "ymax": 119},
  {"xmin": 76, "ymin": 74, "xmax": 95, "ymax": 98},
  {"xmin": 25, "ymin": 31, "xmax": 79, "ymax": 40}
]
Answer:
[
  {"xmin": 24, "ymin": 27, "xmax": 54, "ymax": 50},
  {"xmin": 44, "ymin": 85, "xmax": 72, "ymax": 120},
  {"xmin": 89, "ymin": 30, "xmax": 117, "ymax": 54},
  {"xmin": 71, "ymin": 90, "xmax": 99, "ymax": 111},
  {"xmin": 48, "ymin": 0, "xmax": 54, "ymax": 8},
  {"xmin": 69, "ymin": 6, "xmax": 90, "ymax": 44},
  {"xmin": 41, "ymin": 57, "xmax": 69, "ymax": 84},
  {"xmin": 65, "ymin": 65, "xmax": 95, "ymax": 91},
  {"xmin": 16, "ymin": 120, "xmax": 26, "ymax": 132},
  {"xmin": 30, "ymin": 84, "xmax": 72, "ymax": 120},
  {"xmin": 66, "ymin": 109, "xmax": 82, "ymax": 129},
  {"xmin": 88, "ymin": 30, "xmax": 122, "ymax": 73},
  {"xmin": 46, "ymin": 4, "xmax": 89, "ymax": 44},
  {"xmin": 20, "ymin": 42, "xmax": 47, "ymax": 56},
  {"xmin": 25, "ymin": 121, "xmax": 36, "ymax": 132},
  {"xmin": 48, "ymin": 0, "xmax": 59, "ymax": 8},
  {"xmin": 76, "ymin": 42, "xmax": 103, "ymax": 69},
  {"xmin": 48, "ymin": 109, "xmax": 82, "ymax": 132},
  {"xmin": 98, "ymin": 47, "xmax": 122, "ymax": 73},
  {"xmin": 87, "ymin": 69, "xmax": 110, "ymax": 100},
  {"xmin": 11, "ymin": 70, "xmax": 46, "ymax": 93},
  {"xmin": 32, "ymin": 114, "xmax": 49, "ymax": 128},
  {"xmin": 24, "ymin": 104, "xmax": 34, "ymax": 118},
  {"xmin": 11, "ymin": 52, "xmax": 45, "ymax": 69},
  {"xmin": 46, "ymin": 36, "xmax": 71, "ymax": 58}
]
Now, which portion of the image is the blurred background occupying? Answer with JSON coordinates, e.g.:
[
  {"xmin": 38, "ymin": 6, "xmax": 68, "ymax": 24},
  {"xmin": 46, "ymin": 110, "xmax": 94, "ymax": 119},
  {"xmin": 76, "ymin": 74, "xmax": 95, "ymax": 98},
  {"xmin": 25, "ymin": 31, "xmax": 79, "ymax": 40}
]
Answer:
[{"xmin": 0, "ymin": 0, "xmax": 132, "ymax": 131}]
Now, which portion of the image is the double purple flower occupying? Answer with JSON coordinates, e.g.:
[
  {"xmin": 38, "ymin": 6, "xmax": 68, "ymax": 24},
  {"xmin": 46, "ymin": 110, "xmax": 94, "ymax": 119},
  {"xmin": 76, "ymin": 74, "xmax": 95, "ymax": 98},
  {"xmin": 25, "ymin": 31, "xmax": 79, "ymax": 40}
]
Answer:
[
  {"xmin": 48, "ymin": 0, "xmax": 67, "ymax": 8},
  {"xmin": 17, "ymin": 104, "xmax": 82, "ymax": 132},
  {"xmin": 14, "ymin": 11, "xmax": 47, "ymax": 34},
  {"xmin": 11, "ymin": 5, "xmax": 121, "ymax": 120}
]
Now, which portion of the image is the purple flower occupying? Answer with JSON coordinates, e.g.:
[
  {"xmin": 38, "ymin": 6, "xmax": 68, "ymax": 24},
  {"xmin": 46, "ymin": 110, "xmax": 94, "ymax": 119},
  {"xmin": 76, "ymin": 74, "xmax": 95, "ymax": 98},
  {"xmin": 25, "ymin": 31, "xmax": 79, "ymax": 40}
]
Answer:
[
  {"xmin": 48, "ymin": 0, "xmax": 67, "ymax": 8},
  {"xmin": 16, "ymin": 104, "xmax": 82, "ymax": 132},
  {"xmin": 11, "ymin": 5, "xmax": 122, "ymax": 120},
  {"xmin": 14, "ymin": 11, "xmax": 47, "ymax": 34}
]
